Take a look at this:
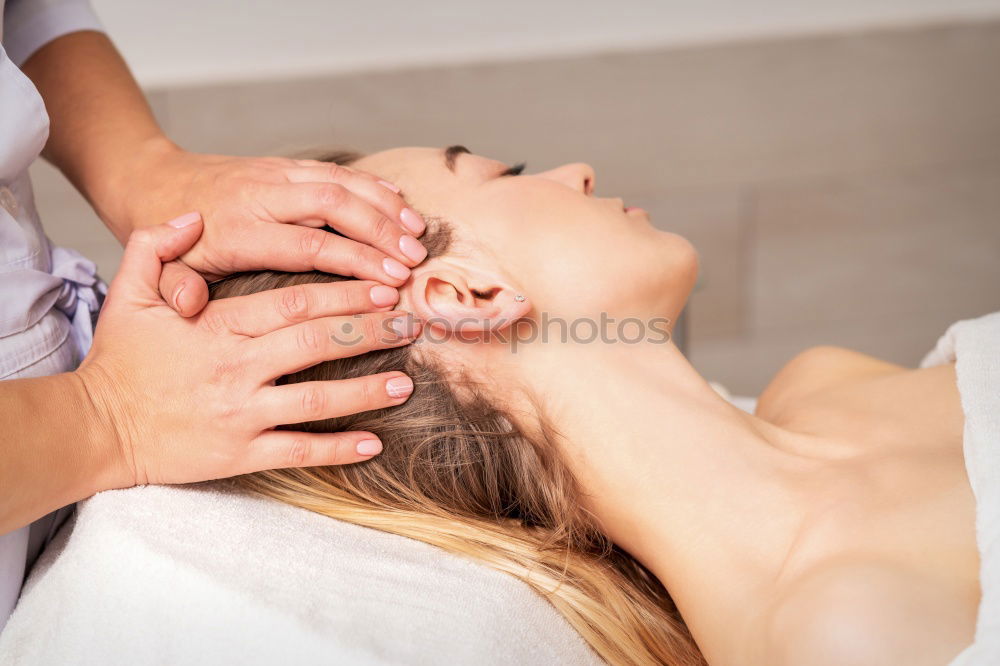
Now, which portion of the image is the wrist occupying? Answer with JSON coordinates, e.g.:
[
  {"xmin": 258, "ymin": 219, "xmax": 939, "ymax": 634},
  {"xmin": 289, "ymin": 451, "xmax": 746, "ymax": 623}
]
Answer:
[
  {"xmin": 69, "ymin": 366, "xmax": 138, "ymax": 495},
  {"xmin": 93, "ymin": 134, "xmax": 185, "ymax": 242}
]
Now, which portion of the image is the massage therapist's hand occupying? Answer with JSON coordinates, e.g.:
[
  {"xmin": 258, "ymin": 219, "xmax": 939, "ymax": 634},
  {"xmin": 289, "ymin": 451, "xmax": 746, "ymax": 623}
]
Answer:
[
  {"xmin": 103, "ymin": 138, "xmax": 428, "ymax": 317},
  {"xmin": 77, "ymin": 213, "xmax": 421, "ymax": 490}
]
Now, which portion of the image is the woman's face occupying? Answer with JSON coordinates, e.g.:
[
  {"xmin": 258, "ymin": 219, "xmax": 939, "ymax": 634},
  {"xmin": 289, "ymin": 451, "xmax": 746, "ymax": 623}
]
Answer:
[{"xmin": 352, "ymin": 147, "xmax": 698, "ymax": 325}]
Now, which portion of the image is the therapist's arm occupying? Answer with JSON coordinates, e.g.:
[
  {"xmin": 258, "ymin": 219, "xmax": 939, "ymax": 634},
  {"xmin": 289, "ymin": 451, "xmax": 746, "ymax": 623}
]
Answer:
[
  {"xmin": 20, "ymin": 31, "xmax": 161, "ymax": 241},
  {"xmin": 0, "ymin": 372, "xmax": 128, "ymax": 534},
  {"xmin": 0, "ymin": 216, "xmax": 419, "ymax": 535},
  {"xmin": 21, "ymin": 31, "xmax": 427, "ymax": 316}
]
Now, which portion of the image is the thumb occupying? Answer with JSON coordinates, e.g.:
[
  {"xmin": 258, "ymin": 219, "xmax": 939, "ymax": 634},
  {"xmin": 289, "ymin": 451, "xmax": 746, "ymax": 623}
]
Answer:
[
  {"xmin": 160, "ymin": 260, "xmax": 209, "ymax": 317},
  {"xmin": 111, "ymin": 213, "xmax": 203, "ymax": 303}
]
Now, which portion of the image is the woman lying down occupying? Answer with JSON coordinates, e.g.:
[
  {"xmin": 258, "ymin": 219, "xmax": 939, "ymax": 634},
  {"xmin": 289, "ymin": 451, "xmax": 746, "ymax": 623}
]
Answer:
[{"xmin": 6, "ymin": 146, "xmax": 996, "ymax": 666}]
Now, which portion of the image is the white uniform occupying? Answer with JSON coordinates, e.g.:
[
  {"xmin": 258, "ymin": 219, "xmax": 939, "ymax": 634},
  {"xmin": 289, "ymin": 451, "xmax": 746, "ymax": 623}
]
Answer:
[{"xmin": 0, "ymin": 0, "xmax": 105, "ymax": 634}]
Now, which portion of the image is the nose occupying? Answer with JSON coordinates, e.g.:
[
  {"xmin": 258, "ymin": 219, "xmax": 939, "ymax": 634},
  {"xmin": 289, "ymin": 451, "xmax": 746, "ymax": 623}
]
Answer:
[{"xmin": 537, "ymin": 162, "xmax": 596, "ymax": 196}]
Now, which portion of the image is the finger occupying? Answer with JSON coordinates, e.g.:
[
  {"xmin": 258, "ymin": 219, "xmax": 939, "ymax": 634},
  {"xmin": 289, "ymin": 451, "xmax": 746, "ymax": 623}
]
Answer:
[
  {"xmin": 292, "ymin": 158, "xmax": 402, "ymax": 196},
  {"xmin": 258, "ymin": 182, "xmax": 428, "ymax": 266},
  {"xmin": 208, "ymin": 280, "xmax": 399, "ymax": 338},
  {"xmin": 212, "ymin": 224, "xmax": 412, "ymax": 286},
  {"xmin": 111, "ymin": 213, "xmax": 203, "ymax": 303},
  {"xmin": 288, "ymin": 217, "xmax": 328, "ymax": 228},
  {"xmin": 284, "ymin": 164, "xmax": 426, "ymax": 236},
  {"xmin": 250, "ymin": 311, "xmax": 422, "ymax": 379},
  {"xmin": 159, "ymin": 260, "xmax": 209, "ymax": 317},
  {"xmin": 251, "ymin": 372, "xmax": 414, "ymax": 428},
  {"xmin": 237, "ymin": 430, "xmax": 383, "ymax": 474}
]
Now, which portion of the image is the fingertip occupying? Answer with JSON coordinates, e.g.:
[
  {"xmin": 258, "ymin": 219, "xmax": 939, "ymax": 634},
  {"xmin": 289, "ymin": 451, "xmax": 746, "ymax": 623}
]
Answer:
[
  {"xmin": 400, "ymin": 208, "xmax": 426, "ymax": 236},
  {"xmin": 398, "ymin": 235, "xmax": 428, "ymax": 265},
  {"xmin": 355, "ymin": 437, "xmax": 383, "ymax": 457},
  {"xmin": 393, "ymin": 312, "xmax": 423, "ymax": 340},
  {"xmin": 167, "ymin": 212, "xmax": 202, "ymax": 228},
  {"xmin": 385, "ymin": 374, "xmax": 414, "ymax": 401},
  {"xmin": 156, "ymin": 215, "xmax": 204, "ymax": 261},
  {"xmin": 175, "ymin": 278, "xmax": 209, "ymax": 317},
  {"xmin": 377, "ymin": 179, "xmax": 401, "ymax": 194},
  {"xmin": 370, "ymin": 284, "xmax": 399, "ymax": 309},
  {"xmin": 382, "ymin": 257, "xmax": 411, "ymax": 283}
]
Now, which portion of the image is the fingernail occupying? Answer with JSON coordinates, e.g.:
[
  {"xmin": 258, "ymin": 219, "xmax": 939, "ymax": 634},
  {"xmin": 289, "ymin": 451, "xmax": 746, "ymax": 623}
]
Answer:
[
  {"xmin": 377, "ymin": 179, "xmax": 400, "ymax": 194},
  {"xmin": 173, "ymin": 284, "xmax": 187, "ymax": 310},
  {"xmin": 383, "ymin": 257, "xmax": 411, "ymax": 281},
  {"xmin": 370, "ymin": 285, "xmax": 399, "ymax": 308},
  {"xmin": 389, "ymin": 314, "xmax": 422, "ymax": 338},
  {"xmin": 356, "ymin": 439, "xmax": 383, "ymax": 456},
  {"xmin": 399, "ymin": 208, "xmax": 426, "ymax": 235},
  {"xmin": 167, "ymin": 212, "xmax": 201, "ymax": 228},
  {"xmin": 386, "ymin": 376, "xmax": 414, "ymax": 399},
  {"xmin": 399, "ymin": 235, "xmax": 428, "ymax": 264}
]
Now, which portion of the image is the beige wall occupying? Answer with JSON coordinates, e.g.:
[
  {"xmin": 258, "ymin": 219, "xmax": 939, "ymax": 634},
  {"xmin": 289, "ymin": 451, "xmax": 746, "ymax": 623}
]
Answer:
[
  {"xmin": 33, "ymin": 19, "xmax": 1000, "ymax": 394},
  {"xmin": 90, "ymin": 0, "xmax": 1000, "ymax": 87}
]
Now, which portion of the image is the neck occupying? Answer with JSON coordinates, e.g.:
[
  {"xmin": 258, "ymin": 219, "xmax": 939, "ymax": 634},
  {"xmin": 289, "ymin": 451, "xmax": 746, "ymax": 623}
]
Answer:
[{"xmin": 514, "ymin": 334, "xmax": 823, "ymax": 656}]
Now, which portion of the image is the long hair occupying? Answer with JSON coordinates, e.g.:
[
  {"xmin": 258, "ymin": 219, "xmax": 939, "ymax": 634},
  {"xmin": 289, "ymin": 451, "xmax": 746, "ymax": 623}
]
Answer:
[{"xmin": 210, "ymin": 153, "xmax": 704, "ymax": 666}]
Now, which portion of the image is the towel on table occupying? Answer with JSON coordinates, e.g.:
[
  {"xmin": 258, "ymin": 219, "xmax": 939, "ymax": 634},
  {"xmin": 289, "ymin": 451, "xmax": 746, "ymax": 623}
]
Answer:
[
  {"xmin": 921, "ymin": 312, "xmax": 1000, "ymax": 666},
  {"xmin": 0, "ymin": 483, "xmax": 602, "ymax": 665}
]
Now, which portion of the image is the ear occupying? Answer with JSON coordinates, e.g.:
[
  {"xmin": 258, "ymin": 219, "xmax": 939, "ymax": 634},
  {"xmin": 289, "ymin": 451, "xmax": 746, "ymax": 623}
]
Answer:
[{"xmin": 408, "ymin": 260, "xmax": 531, "ymax": 333}]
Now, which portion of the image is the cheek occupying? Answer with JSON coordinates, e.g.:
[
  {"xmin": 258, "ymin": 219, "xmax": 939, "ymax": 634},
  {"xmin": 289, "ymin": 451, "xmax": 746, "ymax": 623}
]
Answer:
[{"xmin": 522, "ymin": 229, "xmax": 698, "ymax": 319}]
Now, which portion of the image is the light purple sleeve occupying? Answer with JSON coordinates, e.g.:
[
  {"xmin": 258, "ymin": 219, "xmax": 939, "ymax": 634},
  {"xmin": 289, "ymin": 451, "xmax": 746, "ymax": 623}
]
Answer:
[{"xmin": 2, "ymin": 0, "xmax": 103, "ymax": 66}]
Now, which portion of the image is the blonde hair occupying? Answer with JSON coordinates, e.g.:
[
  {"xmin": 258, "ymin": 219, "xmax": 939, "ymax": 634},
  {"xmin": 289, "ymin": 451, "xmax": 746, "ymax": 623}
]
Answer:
[{"xmin": 209, "ymin": 156, "xmax": 704, "ymax": 666}]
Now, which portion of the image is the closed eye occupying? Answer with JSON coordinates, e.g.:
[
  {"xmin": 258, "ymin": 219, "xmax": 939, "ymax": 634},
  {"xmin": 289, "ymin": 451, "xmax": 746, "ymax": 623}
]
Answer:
[{"xmin": 499, "ymin": 162, "xmax": 526, "ymax": 177}]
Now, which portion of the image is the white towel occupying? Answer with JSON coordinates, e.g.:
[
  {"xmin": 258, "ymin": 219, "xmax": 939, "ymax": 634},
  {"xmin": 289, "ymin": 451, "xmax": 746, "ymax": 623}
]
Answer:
[
  {"xmin": 0, "ymin": 483, "xmax": 601, "ymax": 665},
  {"xmin": 921, "ymin": 312, "xmax": 1000, "ymax": 666}
]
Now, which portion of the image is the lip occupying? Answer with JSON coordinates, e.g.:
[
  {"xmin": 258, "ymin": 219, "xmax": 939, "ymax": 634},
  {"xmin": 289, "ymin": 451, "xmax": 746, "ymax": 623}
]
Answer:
[{"xmin": 601, "ymin": 196, "xmax": 648, "ymax": 218}]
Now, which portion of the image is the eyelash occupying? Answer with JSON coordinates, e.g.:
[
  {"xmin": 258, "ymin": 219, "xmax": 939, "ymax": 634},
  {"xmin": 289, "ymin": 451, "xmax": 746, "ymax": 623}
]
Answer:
[{"xmin": 501, "ymin": 162, "xmax": 526, "ymax": 177}]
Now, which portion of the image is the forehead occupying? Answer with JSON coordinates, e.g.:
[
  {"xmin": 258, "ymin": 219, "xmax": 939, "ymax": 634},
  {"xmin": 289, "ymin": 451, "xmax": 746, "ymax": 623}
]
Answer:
[
  {"xmin": 353, "ymin": 146, "xmax": 495, "ymax": 217},
  {"xmin": 352, "ymin": 147, "xmax": 446, "ymax": 184}
]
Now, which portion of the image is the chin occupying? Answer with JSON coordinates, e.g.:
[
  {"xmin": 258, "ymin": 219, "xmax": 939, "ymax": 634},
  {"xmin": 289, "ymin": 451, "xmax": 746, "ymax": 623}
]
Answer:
[
  {"xmin": 678, "ymin": 238, "xmax": 700, "ymax": 292},
  {"xmin": 658, "ymin": 231, "xmax": 699, "ymax": 280},
  {"xmin": 652, "ymin": 235, "xmax": 699, "ymax": 323}
]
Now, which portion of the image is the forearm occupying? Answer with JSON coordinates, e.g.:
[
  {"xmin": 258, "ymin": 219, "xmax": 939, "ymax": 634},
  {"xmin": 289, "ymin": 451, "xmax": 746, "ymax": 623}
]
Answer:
[
  {"xmin": 20, "ymin": 30, "xmax": 172, "ymax": 243},
  {"xmin": 0, "ymin": 373, "xmax": 119, "ymax": 533}
]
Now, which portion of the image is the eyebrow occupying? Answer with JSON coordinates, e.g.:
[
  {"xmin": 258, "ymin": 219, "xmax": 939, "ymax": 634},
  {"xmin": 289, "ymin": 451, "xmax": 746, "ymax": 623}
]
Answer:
[
  {"xmin": 443, "ymin": 144, "xmax": 526, "ymax": 179},
  {"xmin": 444, "ymin": 145, "xmax": 471, "ymax": 171}
]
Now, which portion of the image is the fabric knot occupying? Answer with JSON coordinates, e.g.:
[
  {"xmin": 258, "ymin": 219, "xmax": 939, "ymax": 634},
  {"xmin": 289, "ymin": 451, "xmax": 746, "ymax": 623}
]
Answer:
[{"xmin": 50, "ymin": 246, "xmax": 108, "ymax": 356}]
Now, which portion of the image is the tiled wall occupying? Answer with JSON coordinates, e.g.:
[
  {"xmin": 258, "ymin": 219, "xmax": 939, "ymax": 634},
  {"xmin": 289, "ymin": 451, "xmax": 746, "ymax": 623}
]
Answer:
[{"xmin": 32, "ymin": 20, "xmax": 1000, "ymax": 395}]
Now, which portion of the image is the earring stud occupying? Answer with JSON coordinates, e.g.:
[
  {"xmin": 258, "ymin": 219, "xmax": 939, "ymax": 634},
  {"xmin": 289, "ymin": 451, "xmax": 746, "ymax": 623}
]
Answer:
[{"xmin": 514, "ymin": 294, "xmax": 526, "ymax": 302}]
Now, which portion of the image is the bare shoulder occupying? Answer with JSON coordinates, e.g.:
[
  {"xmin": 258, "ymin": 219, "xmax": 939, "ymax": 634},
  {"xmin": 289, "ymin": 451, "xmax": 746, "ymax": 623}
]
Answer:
[
  {"xmin": 757, "ymin": 346, "xmax": 906, "ymax": 422},
  {"xmin": 754, "ymin": 558, "xmax": 974, "ymax": 666}
]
